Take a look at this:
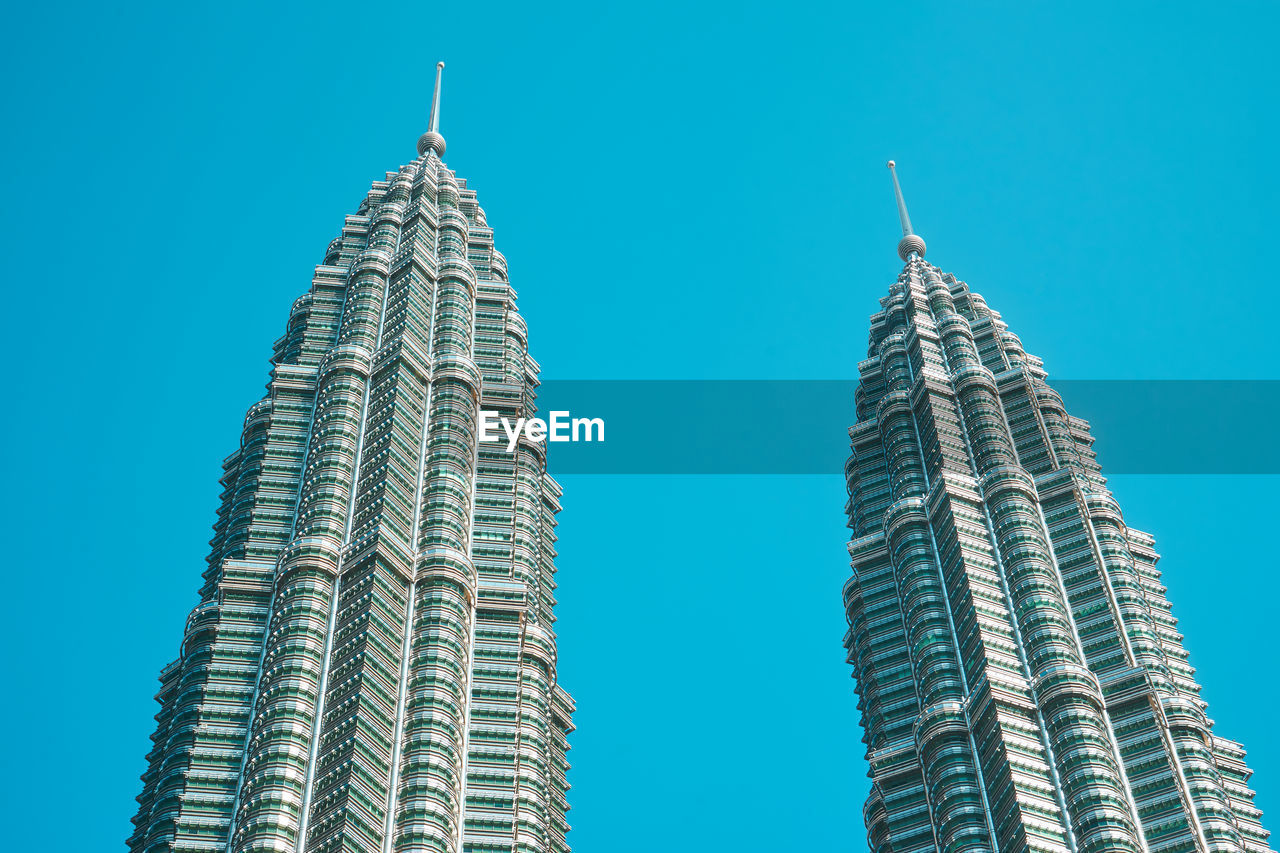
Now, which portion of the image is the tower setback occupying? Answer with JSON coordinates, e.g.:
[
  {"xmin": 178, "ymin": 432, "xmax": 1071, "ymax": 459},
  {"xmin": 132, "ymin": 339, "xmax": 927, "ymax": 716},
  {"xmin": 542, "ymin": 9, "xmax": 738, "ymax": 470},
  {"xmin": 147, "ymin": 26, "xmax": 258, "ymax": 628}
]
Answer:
[
  {"xmin": 842, "ymin": 163, "xmax": 1271, "ymax": 853},
  {"xmin": 129, "ymin": 64, "xmax": 575, "ymax": 853}
]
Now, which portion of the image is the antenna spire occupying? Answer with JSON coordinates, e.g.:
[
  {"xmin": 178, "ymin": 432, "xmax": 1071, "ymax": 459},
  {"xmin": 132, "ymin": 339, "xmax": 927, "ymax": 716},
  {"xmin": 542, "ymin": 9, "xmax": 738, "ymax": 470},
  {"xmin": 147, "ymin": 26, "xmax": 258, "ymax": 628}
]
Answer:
[
  {"xmin": 887, "ymin": 160, "xmax": 927, "ymax": 261},
  {"xmin": 418, "ymin": 62, "xmax": 447, "ymax": 158}
]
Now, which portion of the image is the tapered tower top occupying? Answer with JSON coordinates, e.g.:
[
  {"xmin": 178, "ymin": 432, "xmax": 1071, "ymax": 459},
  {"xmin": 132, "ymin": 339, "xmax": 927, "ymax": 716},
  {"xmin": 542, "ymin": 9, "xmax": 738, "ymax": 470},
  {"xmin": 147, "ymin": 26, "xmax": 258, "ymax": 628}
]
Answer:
[
  {"xmin": 417, "ymin": 61, "xmax": 447, "ymax": 157},
  {"xmin": 887, "ymin": 160, "xmax": 926, "ymax": 261}
]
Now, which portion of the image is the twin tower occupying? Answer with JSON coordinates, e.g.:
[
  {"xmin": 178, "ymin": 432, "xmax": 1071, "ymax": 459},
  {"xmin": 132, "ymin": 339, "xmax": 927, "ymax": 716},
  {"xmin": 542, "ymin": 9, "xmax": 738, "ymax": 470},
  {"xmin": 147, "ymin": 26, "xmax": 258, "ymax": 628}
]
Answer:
[{"xmin": 129, "ymin": 66, "xmax": 1271, "ymax": 853}]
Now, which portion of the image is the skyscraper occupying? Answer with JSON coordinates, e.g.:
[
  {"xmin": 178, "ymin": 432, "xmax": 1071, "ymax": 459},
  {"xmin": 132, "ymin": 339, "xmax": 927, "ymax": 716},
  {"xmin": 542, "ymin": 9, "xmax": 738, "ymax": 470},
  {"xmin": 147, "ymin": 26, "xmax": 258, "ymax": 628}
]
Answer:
[
  {"xmin": 129, "ymin": 64, "xmax": 575, "ymax": 853},
  {"xmin": 841, "ymin": 163, "xmax": 1271, "ymax": 853}
]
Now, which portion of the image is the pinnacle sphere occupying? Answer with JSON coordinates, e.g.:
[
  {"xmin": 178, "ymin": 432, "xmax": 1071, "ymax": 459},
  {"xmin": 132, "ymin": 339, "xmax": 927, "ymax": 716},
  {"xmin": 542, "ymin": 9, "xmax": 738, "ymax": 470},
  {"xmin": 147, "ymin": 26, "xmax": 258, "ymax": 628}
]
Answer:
[
  {"xmin": 417, "ymin": 131, "xmax": 446, "ymax": 157},
  {"xmin": 897, "ymin": 234, "xmax": 927, "ymax": 261}
]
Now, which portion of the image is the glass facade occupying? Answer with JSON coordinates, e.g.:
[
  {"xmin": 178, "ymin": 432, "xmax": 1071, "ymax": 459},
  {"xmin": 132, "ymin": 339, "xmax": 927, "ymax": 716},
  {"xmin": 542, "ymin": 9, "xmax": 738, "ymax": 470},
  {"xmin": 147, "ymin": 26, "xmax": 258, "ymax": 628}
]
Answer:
[
  {"xmin": 129, "ymin": 128, "xmax": 573, "ymax": 853},
  {"xmin": 843, "ymin": 255, "xmax": 1272, "ymax": 853}
]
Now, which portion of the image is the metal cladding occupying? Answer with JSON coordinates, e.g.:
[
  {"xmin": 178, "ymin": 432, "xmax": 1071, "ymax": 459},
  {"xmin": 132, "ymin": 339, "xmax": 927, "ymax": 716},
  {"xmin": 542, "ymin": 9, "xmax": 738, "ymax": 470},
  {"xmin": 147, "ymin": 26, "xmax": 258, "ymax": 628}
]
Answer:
[
  {"xmin": 129, "ymin": 111, "xmax": 574, "ymax": 853},
  {"xmin": 843, "ymin": 256, "xmax": 1273, "ymax": 853}
]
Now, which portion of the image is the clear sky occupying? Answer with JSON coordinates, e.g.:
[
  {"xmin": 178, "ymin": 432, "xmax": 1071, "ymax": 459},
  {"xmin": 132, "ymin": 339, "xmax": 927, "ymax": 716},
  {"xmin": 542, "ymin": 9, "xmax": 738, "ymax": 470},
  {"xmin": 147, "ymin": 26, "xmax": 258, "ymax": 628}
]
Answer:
[{"xmin": 3, "ymin": 1, "xmax": 1278, "ymax": 849}]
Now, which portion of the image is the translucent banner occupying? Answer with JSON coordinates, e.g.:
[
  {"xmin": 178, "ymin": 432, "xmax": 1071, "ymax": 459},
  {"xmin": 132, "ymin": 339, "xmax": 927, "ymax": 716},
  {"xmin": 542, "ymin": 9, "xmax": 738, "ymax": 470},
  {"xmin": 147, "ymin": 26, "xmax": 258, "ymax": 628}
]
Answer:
[{"xmin": 513, "ymin": 380, "xmax": 1280, "ymax": 474}]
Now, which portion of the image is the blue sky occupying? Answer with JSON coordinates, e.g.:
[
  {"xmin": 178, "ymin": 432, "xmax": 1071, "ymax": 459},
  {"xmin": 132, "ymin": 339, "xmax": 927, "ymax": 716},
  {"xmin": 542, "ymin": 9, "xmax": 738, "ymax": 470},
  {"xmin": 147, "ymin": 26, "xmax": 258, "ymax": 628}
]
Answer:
[{"xmin": 2, "ymin": 1, "xmax": 1278, "ymax": 849}]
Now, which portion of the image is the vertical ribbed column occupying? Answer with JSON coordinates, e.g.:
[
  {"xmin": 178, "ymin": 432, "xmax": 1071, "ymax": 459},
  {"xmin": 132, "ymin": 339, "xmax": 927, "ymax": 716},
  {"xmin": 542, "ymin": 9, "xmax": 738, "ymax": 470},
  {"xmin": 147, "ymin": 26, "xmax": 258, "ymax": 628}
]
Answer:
[
  {"xmin": 132, "ymin": 403, "xmax": 267, "ymax": 849},
  {"xmin": 878, "ymin": 328, "xmax": 993, "ymax": 852},
  {"xmin": 134, "ymin": 396, "xmax": 296, "ymax": 853},
  {"xmin": 1210, "ymin": 738, "xmax": 1272, "ymax": 851},
  {"xmin": 844, "ymin": 285, "xmax": 940, "ymax": 852},
  {"xmin": 512, "ymin": 442, "xmax": 544, "ymax": 617},
  {"xmin": 1162, "ymin": 697, "xmax": 1247, "ymax": 850},
  {"xmin": 300, "ymin": 167, "xmax": 435, "ymax": 853},
  {"xmin": 213, "ymin": 400, "xmax": 276, "ymax": 567},
  {"xmin": 886, "ymin": 498, "xmax": 988, "ymax": 853},
  {"xmin": 865, "ymin": 787, "xmax": 893, "ymax": 853},
  {"xmin": 1029, "ymin": 384, "xmax": 1092, "ymax": 478},
  {"xmin": 229, "ymin": 192, "xmax": 394, "ymax": 850},
  {"xmin": 393, "ymin": 164, "xmax": 482, "ymax": 853},
  {"xmin": 1031, "ymin": 378, "xmax": 1243, "ymax": 849},
  {"xmin": 132, "ymin": 210, "xmax": 353, "ymax": 853},
  {"xmin": 130, "ymin": 662, "xmax": 181, "ymax": 852},
  {"xmin": 547, "ymin": 684, "xmax": 574, "ymax": 853},
  {"xmin": 919, "ymin": 262, "xmax": 1144, "ymax": 853},
  {"xmin": 502, "ymin": 303, "xmax": 526, "ymax": 387},
  {"xmin": 1077, "ymin": 491, "xmax": 1172, "ymax": 680},
  {"xmin": 516, "ymin": 619, "xmax": 556, "ymax": 852},
  {"xmin": 539, "ymin": 477, "xmax": 574, "ymax": 853}
]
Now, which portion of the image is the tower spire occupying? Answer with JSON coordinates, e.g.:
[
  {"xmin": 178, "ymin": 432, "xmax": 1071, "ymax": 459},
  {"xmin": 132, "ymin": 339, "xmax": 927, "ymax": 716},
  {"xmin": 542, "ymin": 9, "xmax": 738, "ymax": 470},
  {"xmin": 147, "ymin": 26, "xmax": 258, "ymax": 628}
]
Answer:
[
  {"xmin": 418, "ymin": 61, "xmax": 447, "ymax": 158},
  {"xmin": 887, "ymin": 160, "xmax": 926, "ymax": 261}
]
